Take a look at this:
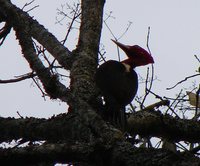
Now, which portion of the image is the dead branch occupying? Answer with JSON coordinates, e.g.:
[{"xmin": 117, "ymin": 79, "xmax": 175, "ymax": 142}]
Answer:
[
  {"xmin": 0, "ymin": 72, "xmax": 35, "ymax": 84},
  {"xmin": 0, "ymin": 110, "xmax": 200, "ymax": 165},
  {"xmin": 14, "ymin": 21, "xmax": 69, "ymax": 100},
  {"xmin": 0, "ymin": 141, "xmax": 199, "ymax": 166},
  {"xmin": 0, "ymin": 142, "xmax": 93, "ymax": 165},
  {"xmin": 140, "ymin": 27, "xmax": 154, "ymax": 109},
  {"xmin": 0, "ymin": 22, "xmax": 11, "ymax": 45},
  {"xmin": 61, "ymin": 3, "xmax": 81, "ymax": 45},
  {"xmin": 139, "ymin": 100, "xmax": 170, "ymax": 112},
  {"xmin": 148, "ymin": 90, "xmax": 180, "ymax": 117},
  {"xmin": 194, "ymin": 55, "xmax": 200, "ymax": 63},
  {"xmin": 0, "ymin": 0, "xmax": 73, "ymax": 70},
  {"xmin": 167, "ymin": 73, "xmax": 200, "ymax": 90},
  {"xmin": 127, "ymin": 108, "xmax": 200, "ymax": 143}
]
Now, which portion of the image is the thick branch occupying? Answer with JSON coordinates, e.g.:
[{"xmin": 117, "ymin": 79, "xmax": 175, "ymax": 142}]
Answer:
[
  {"xmin": 0, "ymin": 105, "xmax": 123, "ymax": 144},
  {"xmin": 0, "ymin": 141, "xmax": 199, "ymax": 166},
  {"xmin": 77, "ymin": 0, "xmax": 105, "ymax": 52},
  {"xmin": 2, "ymin": 100, "xmax": 200, "ymax": 146},
  {"xmin": 128, "ymin": 110, "xmax": 200, "ymax": 143},
  {"xmin": 0, "ymin": 113, "xmax": 92, "ymax": 142},
  {"xmin": 14, "ymin": 27, "xmax": 69, "ymax": 100},
  {"xmin": 70, "ymin": 0, "xmax": 105, "ymax": 103},
  {"xmin": 0, "ymin": 103, "xmax": 200, "ymax": 165},
  {"xmin": 0, "ymin": 0, "xmax": 73, "ymax": 70},
  {"xmin": 0, "ymin": 142, "xmax": 92, "ymax": 165}
]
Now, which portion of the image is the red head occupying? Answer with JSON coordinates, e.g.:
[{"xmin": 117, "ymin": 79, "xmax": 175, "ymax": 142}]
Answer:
[{"xmin": 112, "ymin": 39, "xmax": 154, "ymax": 68}]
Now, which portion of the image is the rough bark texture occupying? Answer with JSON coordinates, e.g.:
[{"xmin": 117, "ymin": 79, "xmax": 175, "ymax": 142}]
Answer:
[
  {"xmin": 0, "ymin": 0, "xmax": 200, "ymax": 165},
  {"xmin": 128, "ymin": 110, "xmax": 200, "ymax": 143},
  {"xmin": 70, "ymin": 0, "xmax": 105, "ymax": 104},
  {"xmin": 0, "ymin": 0, "xmax": 73, "ymax": 70},
  {"xmin": 0, "ymin": 137, "xmax": 199, "ymax": 166}
]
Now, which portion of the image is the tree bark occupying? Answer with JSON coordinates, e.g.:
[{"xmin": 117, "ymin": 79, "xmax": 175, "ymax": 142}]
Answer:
[{"xmin": 128, "ymin": 109, "xmax": 200, "ymax": 143}]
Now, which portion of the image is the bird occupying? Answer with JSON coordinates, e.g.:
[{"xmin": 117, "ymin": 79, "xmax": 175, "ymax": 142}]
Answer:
[{"xmin": 95, "ymin": 39, "xmax": 154, "ymax": 130}]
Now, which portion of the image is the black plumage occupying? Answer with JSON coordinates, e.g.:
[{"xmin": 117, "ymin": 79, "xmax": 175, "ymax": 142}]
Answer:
[
  {"xmin": 96, "ymin": 60, "xmax": 138, "ymax": 107},
  {"xmin": 95, "ymin": 60, "xmax": 138, "ymax": 129},
  {"xmin": 95, "ymin": 40, "xmax": 154, "ymax": 130}
]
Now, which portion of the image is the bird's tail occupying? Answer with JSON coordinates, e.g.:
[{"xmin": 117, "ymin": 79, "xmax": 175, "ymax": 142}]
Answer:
[
  {"xmin": 104, "ymin": 101, "xmax": 127, "ymax": 131},
  {"xmin": 119, "ymin": 107, "xmax": 127, "ymax": 131}
]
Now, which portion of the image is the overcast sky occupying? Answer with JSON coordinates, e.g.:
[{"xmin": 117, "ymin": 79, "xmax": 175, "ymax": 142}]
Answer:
[{"xmin": 0, "ymin": 0, "xmax": 199, "ymax": 118}]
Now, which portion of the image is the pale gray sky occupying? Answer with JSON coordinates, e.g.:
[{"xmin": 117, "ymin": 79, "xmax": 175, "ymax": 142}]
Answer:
[{"xmin": 0, "ymin": 0, "xmax": 199, "ymax": 118}]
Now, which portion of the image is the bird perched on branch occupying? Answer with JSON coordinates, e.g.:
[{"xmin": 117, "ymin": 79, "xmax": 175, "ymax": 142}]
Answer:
[{"xmin": 95, "ymin": 39, "xmax": 154, "ymax": 130}]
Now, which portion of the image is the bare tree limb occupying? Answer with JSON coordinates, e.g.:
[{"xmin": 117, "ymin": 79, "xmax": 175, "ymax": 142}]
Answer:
[
  {"xmin": 0, "ymin": 113, "xmax": 93, "ymax": 142},
  {"xmin": 0, "ymin": 72, "xmax": 35, "ymax": 84},
  {"xmin": 139, "ymin": 100, "xmax": 170, "ymax": 112},
  {"xmin": 1, "ymin": 100, "xmax": 200, "ymax": 144},
  {"xmin": 140, "ymin": 27, "xmax": 154, "ymax": 109},
  {"xmin": 14, "ymin": 21, "xmax": 69, "ymax": 100},
  {"xmin": 167, "ymin": 74, "xmax": 200, "ymax": 90},
  {"xmin": 0, "ymin": 142, "xmax": 93, "ymax": 165},
  {"xmin": 194, "ymin": 55, "xmax": 200, "ymax": 63},
  {"xmin": 59, "ymin": 2, "xmax": 81, "ymax": 45},
  {"xmin": 22, "ymin": 0, "xmax": 39, "ymax": 12},
  {"xmin": 69, "ymin": 0, "xmax": 105, "ymax": 103},
  {"xmin": 0, "ymin": 22, "xmax": 11, "ymax": 45},
  {"xmin": 128, "ymin": 109, "xmax": 200, "ymax": 143},
  {"xmin": 0, "ymin": 0, "xmax": 73, "ymax": 70},
  {"xmin": 0, "ymin": 138, "xmax": 199, "ymax": 166}
]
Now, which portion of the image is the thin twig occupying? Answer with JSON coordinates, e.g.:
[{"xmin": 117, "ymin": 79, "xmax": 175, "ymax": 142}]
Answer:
[
  {"xmin": 25, "ymin": 5, "xmax": 39, "ymax": 13},
  {"xmin": 0, "ymin": 72, "xmax": 36, "ymax": 84},
  {"xmin": 149, "ymin": 90, "xmax": 180, "ymax": 118},
  {"xmin": 103, "ymin": 12, "xmax": 116, "ymax": 39},
  {"xmin": 146, "ymin": 27, "xmax": 152, "ymax": 55},
  {"xmin": 104, "ymin": 20, "xmax": 116, "ymax": 40},
  {"xmin": 129, "ymin": 103, "xmax": 136, "ymax": 113},
  {"xmin": 140, "ymin": 67, "xmax": 150, "ymax": 109},
  {"xmin": 167, "ymin": 74, "xmax": 200, "ymax": 90},
  {"xmin": 194, "ymin": 55, "xmax": 200, "ymax": 63},
  {"xmin": 62, "ymin": 3, "xmax": 81, "ymax": 45},
  {"xmin": 22, "ymin": 0, "xmax": 35, "ymax": 10},
  {"xmin": 139, "ymin": 100, "xmax": 170, "ymax": 112},
  {"xmin": 103, "ymin": 12, "xmax": 133, "ymax": 62},
  {"xmin": 140, "ymin": 27, "xmax": 154, "ymax": 108},
  {"xmin": 22, "ymin": 0, "xmax": 39, "ymax": 12},
  {"xmin": 17, "ymin": 111, "xmax": 23, "ymax": 118},
  {"xmin": 0, "ymin": 23, "xmax": 12, "ymax": 46},
  {"xmin": 189, "ymin": 144, "xmax": 200, "ymax": 154},
  {"xmin": 32, "ymin": 77, "xmax": 47, "ymax": 100},
  {"xmin": 176, "ymin": 142, "xmax": 188, "ymax": 151},
  {"xmin": 117, "ymin": 21, "xmax": 133, "ymax": 41},
  {"xmin": 98, "ymin": 50, "xmax": 106, "ymax": 63},
  {"xmin": 164, "ymin": 90, "xmax": 182, "ymax": 118},
  {"xmin": 104, "ymin": 11, "xmax": 115, "ymax": 22}
]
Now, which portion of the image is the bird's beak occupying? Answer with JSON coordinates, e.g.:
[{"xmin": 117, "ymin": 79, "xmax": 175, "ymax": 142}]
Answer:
[{"xmin": 111, "ymin": 39, "xmax": 130, "ymax": 53}]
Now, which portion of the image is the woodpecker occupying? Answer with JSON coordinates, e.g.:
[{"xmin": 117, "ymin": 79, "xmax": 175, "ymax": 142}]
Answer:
[{"xmin": 95, "ymin": 40, "xmax": 154, "ymax": 129}]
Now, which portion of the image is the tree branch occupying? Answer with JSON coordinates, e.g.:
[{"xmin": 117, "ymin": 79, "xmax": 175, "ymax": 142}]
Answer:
[
  {"xmin": 0, "ymin": 141, "xmax": 199, "ymax": 166},
  {"xmin": 1, "ymin": 101, "xmax": 200, "ymax": 145},
  {"xmin": 0, "ymin": 0, "xmax": 73, "ymax": 70},
  {"xmin": 70, "ymin": 0, "xmax": 105, "ymax": 103},
  {"xmin": 13, "ymin": 23, "xmax": 69, "ymax": 100},
  {"xmin": 128, "ymin": 109, "xmax": 200, "ymax": 143},
  {"xmin": 167, "ymin": 74, "xmax": 200, "ymax": 90},
  {"xmin": 0, "ymin": 103, "xmax": 200, "ymax": 165},
  {"xmin": 0, "ymin": 142, "xmax": 93, "ymax": 165},
  {"xmin": 0, "ymin": 102, "xmax": 124, "ymax": 144},
  {"xmin": 0, "ymin": 113, "xmax": 92, "ymax": 142},
  {"xmin": 0, "ymin": 72, "xmax": 35, "ymax": 84}
]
